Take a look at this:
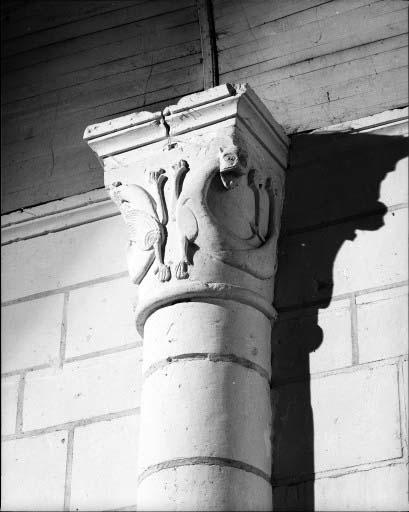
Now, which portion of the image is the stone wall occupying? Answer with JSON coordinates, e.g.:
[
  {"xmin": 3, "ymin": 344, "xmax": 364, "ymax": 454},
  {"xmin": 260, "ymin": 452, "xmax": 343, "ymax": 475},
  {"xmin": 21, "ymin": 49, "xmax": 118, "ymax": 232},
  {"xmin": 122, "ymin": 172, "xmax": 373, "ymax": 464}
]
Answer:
[
  {"xmin": 1, "ymin": 210, "xmax": 143, "ymax": 510},
  {"xmin": 271, "ymin": 110, "xmax": 408, "ymax": 511},
  {"xmin": 1, "ymin": 108, "xmax": 408, "ymax": 510}
]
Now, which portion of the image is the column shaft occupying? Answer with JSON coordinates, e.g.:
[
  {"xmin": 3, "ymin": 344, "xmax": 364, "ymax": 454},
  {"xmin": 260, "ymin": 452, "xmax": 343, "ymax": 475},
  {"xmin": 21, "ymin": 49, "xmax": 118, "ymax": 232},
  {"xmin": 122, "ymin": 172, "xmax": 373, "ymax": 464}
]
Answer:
[{"xmin": 138, "ymin": 300, "xmax": 272, "ymax": 510}]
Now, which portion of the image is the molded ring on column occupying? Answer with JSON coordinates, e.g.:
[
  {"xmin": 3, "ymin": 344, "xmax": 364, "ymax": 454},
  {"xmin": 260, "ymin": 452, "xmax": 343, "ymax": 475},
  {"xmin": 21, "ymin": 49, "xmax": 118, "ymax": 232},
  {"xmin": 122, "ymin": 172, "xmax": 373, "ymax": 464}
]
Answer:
[{"xmin": 135, "ymin": 280, "xmax": 277, "ymax": 335}]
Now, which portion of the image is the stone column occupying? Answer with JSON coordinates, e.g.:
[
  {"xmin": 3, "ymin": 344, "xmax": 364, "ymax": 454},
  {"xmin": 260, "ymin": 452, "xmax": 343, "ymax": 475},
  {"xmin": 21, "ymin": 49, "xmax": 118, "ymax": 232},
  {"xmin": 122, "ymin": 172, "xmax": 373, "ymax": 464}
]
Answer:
[{"xmin": 84, "ymin": 84, "xmax": 288, "ymax": 511}]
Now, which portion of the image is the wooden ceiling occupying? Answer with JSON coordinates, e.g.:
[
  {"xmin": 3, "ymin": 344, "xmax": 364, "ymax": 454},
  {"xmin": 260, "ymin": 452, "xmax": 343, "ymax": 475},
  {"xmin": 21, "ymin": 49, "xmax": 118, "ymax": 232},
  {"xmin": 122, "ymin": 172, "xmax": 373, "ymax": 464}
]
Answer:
[{"xmin": 1, "ymin": 0, "xmax": 407, "ymax": 212}]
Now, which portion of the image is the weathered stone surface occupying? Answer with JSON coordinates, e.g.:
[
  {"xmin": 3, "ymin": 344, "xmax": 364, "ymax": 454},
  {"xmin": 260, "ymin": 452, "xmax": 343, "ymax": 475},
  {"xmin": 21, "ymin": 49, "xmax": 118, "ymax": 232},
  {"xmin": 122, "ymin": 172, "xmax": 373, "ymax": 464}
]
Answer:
[
  {"xmin": 70, "ymin": 415, "xmax": 139, "ymax": 511},
  {"xmin": 274, "ymin": 463, "xmax": 409, "ymax": 511},
  {"xmin": 1, "ymin": 294, "xmax": 64, "ymax": 373},
  {"xmin": 143, "ymin": 300, "xmax": 271, "ymax": 376},
  {"xmin": 84, "ymin": 84, "xmax": 288, "ymax": 510},
  {"xmin": 276, "ymin": 207, "xmax": 408, "ymax": 309},
  {"xmin": 312, "ymin": 363, "xmax": 402, "ymax": 472},
  {"xmin": 357, "ymin": 285, "xmax": 408, "ymax": 363},
  {"xmin": 282, "ymin": 126, "xmax": 408, "ymax": 233},
  {"xmin": 402, "ymin": 358, "xmax": 408, "ymax": 437},
  {"xmin": 1, "ymin": 375, "xmax": 19, "ymax": 436},
  {"xmin": 139, "ymin": 360, "xmax": 271, "ymax": 474},
  {"xmin": 272, "ymin": 362, "xmax": 402, "ymax": 480},
  {"xmin": 1, "ymin": 432, "xmax": 67, "ymax": 511},
  {"xmin": 333, "ymin": 208, "xmax": 408, "ymax": 297},
  {"xmin": 65, "ymin": 277, "xmax": 139, "ymax": 358},
  {"xmin": 138, "ymin": 465, "xmax": 272, "ymax": 511},
  {"xmin": 23, "ymin": 348, "xmax": 142, "ymax": 430},
  {"xmin": 272, "ymin": 299, "xmax": 352, "ymax": 381},
  {"xmin": 379, "ymin": 152, "xmax": 408, "ymax": 207},
  {"xmin": 1, "ymin": 216, "xmax": 127, "ymax": 302}
]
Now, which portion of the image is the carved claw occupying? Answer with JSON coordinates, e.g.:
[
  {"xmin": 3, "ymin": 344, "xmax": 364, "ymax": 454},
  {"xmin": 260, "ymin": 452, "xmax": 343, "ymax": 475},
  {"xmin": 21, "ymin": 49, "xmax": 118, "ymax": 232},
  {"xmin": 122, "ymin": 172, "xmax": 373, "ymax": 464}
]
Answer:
[
  {"xmin": 172, "ymin": 159, "xmax": 189, "ymax": 174},
  {"xmin": 148, "ymin": 168, "xmax": 166, "ymax": 184},
  {"xmin": 250, "ymin": 222, "xmax": 266, "ymax": 243},
  {"xmin": 155, "ymin": 263, "xmax": 171, "ymax": 282},
  {"xmin": 175, "ymin": 259, "xmax": 189, "ymax": 280}
]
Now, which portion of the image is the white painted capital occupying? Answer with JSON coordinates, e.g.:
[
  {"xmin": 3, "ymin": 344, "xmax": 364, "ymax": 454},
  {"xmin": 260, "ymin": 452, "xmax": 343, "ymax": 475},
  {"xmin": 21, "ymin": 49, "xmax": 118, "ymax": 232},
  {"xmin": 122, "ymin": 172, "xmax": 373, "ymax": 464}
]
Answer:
[
  {"xmin": 85, "ymin": 84, "xmax": 289, "ymax": 335},
  {"xmin": 85, "ymin": 84, "xmax": 288, "ymax": 511}
]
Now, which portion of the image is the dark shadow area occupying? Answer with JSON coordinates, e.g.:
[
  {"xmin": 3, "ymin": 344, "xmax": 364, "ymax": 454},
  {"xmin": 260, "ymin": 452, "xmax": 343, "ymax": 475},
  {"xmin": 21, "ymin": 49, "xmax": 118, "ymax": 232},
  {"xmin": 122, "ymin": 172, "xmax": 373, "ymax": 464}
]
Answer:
[{"xmin": 270, "ymin": 131, "xmax": 408, "ymax": 511}]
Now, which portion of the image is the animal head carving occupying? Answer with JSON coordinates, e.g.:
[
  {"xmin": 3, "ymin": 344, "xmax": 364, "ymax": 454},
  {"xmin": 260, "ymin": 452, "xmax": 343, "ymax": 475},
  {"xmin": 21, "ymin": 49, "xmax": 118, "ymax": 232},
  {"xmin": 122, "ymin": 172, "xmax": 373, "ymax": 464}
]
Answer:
[{"xmin": 219, "ymin": 145, "xmax": 248, "ymax": 190}]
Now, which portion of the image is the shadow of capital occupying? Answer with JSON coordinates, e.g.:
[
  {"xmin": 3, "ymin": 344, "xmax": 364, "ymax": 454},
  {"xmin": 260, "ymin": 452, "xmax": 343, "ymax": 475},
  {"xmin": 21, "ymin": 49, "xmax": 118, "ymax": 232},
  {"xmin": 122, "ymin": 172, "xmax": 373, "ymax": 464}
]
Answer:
[{"xmin": 271, "ymin": 131, "xmax": 408, "ymax": 511}]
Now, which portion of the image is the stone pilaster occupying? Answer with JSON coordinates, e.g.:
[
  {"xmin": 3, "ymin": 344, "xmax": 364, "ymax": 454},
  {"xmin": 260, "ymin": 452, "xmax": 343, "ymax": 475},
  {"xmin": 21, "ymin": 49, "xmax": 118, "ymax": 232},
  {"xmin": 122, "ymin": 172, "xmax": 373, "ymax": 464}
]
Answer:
[{"xmin": 84, "ymin": 83, "xmax": 289, "ymax": 511}]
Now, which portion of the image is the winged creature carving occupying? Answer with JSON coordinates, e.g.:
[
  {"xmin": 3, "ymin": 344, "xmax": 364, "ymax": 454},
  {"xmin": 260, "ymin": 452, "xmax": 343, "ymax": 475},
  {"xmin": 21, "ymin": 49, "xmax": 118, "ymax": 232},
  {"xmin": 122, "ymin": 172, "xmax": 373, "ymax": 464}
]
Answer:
[
  {"xmin": 170, "ymin": 144, "xmax": 281, "ymax": 280},
  {"xmin": 109, "ymin": 169, "xmax": 171, "ymax": 283},
  {"xmin": 109, "ymin": 143, "xmax": 281, "ymax": 284}
]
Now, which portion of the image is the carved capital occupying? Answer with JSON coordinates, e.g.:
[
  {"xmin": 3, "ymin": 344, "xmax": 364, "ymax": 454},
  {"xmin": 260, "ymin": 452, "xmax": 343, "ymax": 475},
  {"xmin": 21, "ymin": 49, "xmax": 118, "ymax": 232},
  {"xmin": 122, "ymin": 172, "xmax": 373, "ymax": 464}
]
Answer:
[
  {"xmin": 84, "ymin": 84, "xmax": 289, "ymax": 334},
  {"xmin": 85, "ymin": 83, "xmax": 289, "ymax": 511}
]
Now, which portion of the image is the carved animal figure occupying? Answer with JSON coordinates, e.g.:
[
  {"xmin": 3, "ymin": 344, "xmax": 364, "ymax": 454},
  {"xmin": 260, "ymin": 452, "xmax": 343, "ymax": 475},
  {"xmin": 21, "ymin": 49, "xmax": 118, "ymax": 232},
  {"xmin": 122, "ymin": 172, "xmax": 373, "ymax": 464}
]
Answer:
[
  {"xmin": 109, "ymin": 170, "xmax": 171, "ymax": 283},
  {"xmin": 218, "ymin": 145, "xmax": 248, "ymax": 190},
  {"xmin": 171, "ymin": 144, "xmax": 282, "ymax": 280},
  {"xmin": 171, "ymin": 159, "xmax": 198, "ymax": 279},
  {"xmin": 169, "ymin": 146, "xmax": 251, "ymax": 280}
]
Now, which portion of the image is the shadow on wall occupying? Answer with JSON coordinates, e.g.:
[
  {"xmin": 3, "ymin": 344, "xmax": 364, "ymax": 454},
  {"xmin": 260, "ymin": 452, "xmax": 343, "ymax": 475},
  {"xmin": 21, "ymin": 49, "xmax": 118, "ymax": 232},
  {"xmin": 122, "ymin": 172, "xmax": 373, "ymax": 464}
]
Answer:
[{"xmin": 270, "ymin": 131, "xmax": 408, "ymax": 511}]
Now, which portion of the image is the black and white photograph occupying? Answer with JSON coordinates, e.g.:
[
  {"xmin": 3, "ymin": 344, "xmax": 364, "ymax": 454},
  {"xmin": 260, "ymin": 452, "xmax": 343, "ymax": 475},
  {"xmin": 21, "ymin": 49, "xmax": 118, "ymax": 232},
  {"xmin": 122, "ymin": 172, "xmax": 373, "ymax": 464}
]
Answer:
[{"xmin": 1, "ymin": 0, "xmax": 408, "ymax": 510}]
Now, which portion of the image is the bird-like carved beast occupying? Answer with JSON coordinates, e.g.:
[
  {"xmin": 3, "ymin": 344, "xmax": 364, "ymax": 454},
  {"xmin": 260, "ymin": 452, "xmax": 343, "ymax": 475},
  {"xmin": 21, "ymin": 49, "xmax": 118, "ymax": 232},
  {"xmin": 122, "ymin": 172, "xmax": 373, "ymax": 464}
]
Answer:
[{"xmin": 109, "ymin": 170, "xmax": 171, "ymax": 283}]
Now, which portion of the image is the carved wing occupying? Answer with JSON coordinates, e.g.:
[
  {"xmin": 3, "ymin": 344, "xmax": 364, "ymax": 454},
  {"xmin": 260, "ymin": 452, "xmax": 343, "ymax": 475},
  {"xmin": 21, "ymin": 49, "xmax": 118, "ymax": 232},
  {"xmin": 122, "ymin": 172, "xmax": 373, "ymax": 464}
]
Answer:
[
  {"xmin": 121, "ymin": 206, "xmax": 163, "ymax": 251},
  {"xmin": 109, "ymin": 181, "xmax": 169, "ymax": 284}
]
